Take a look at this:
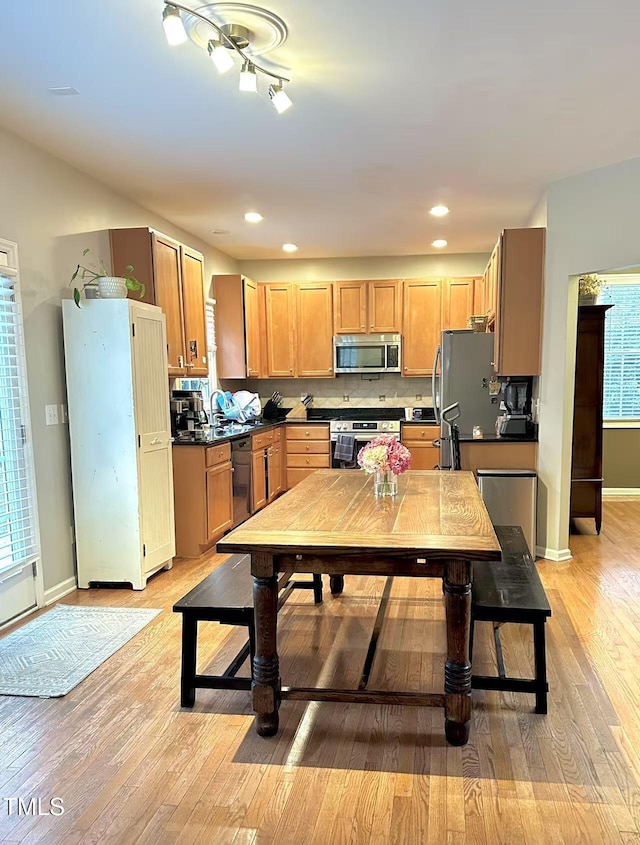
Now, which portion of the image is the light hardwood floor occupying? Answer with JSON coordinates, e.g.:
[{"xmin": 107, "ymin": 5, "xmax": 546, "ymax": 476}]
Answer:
[{"xmin": 2, "ymin": 500, "xmax": 640, "ymax": 844}]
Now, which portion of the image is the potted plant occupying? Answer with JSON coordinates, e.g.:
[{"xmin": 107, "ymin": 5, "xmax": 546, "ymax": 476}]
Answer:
[
  {"xmin": 70, "ymin": 249, "xmax": 145, "ymax": 306},
  {"xmin": 357, "ymin": 435, "xmax": 411, "ymax": 496},
  {"xmin": 578, "ymin": 274, "xmax": 602, "ymax": 305}
]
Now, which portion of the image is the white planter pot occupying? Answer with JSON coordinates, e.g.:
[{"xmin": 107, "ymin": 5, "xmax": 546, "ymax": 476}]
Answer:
[{"xmin": 98, "ymin": 276, "xmax": 128, "ymax": 299}]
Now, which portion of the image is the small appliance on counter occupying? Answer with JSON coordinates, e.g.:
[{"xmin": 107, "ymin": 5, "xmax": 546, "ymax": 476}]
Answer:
[
  {"xmin": 495, "ymin": 378, "xmax": 534, "ymax": 438},
  {"xmin": 170, "ymin": 389, "xmax": 208, "ymax": 435}
]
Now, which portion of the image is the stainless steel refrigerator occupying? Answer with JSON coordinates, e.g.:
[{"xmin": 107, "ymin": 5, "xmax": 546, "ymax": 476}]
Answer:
[{"xmin": 432, "ymin": 330, "xmax": 498, "ymax": 440}]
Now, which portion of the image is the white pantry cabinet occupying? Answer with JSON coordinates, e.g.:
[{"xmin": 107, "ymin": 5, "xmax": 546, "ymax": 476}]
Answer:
[{"xmin": 62, "ymin": 300, "xmax": 175, "ymax": 589}]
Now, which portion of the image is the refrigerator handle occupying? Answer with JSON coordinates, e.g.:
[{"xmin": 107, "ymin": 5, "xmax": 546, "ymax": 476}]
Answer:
[{"xmin": 432, "ymin": 344, "xmax": 441, "ymax": 424}]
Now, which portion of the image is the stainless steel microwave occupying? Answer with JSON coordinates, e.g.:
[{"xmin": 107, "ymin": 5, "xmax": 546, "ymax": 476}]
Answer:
[{"xmin": 333, "ymin": 334, "xmax": 402, "ymax": 374}]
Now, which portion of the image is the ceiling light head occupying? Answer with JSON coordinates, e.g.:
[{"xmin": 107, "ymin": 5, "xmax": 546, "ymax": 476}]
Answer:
[
  {"xmin": 432, "ymin": 239, "xmax": 448, "ymax": 249},
  {"xmin": 429, "ymin": 205, "xmax": 449, "ymax": 217},
  {"xmin": 269, "ymin": 81, "xmax": 292, "ymax": 114},
  {"xmin": 207, "ymin": 39, "xmax": 234, "ymax": 74},
  {"xmin": 282, "ymin": 243, "xmax": 298, "ymax": 253},
  {"xmin": 244, "ymin": 212, "xmax": 263, "ymax": 223},
  {"xmin": 239, "ymin": 61, "xmax": 258, "ymax": 93},
  {"xmin": 162, "ymin": 4, "xmax": 187, "ymax": 46}
]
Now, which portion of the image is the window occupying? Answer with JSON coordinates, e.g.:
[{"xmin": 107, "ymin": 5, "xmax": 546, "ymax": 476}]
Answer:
[
  {"xmin": 598, "ymin": 278, "xmax": 640, "ymax": 421},
  {"xmin": 0, "ymin": 239, "xmax": 40, "ymax": 574}
]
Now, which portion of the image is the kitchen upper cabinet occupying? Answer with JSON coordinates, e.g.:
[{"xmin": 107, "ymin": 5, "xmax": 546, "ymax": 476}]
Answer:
[
  {"xmin": 180, "ymin": 246, "xmax": 208, "ymax": 377},
  {"xmin": 294, "ymin": 282, "xmax": 334, "ymax": 377},
  {"xmin": 442, "ymin": 278, "xmax": 476, "ymax": 330},
  {"xmin": 110, "ymin": 228, "xmax": 208, "ymax": 377},
  {"xmin": 214, "ymin": 274, "xmax": 263, "ymax": 379},
  {"xmin": 334, "ymin": 280, "xmax": 402, "ymax": 334},
  {"xmin": 473, "ymin": 276, "xmax": 486, "ymax": 315},
  {"xmin": 489, "ymin": 227, "xmax": 545, "ymax": 376},
  {"xmin": 402, "ymin": 279, "xmax": 442, "ymax": 376},
  {"xmin": 369, "ymin": 280, "xmax": 402, "ymax": 332},
  {"xmin": 334, "ymin": 281, "xmax": 367, "ymax": 334},
  {"xmin": 264, "ymin": 283, "xmax": 296, "ymax": 377}
]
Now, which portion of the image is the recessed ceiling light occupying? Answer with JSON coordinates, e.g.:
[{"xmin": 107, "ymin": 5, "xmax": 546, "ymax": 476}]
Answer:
[
  {"xmin": 432, "ymin": 239, "xmax": 448, "ymax": 248},
  {"xmin": 429, "ymin": 205, "xmax": 449, "ymax": 217},
  {"xmin": 282, "ymin": 243, "xmax": 298, "ymax": 253},
  {"xmin": 47, "ymin": 86, "xmax": 79, "ymax": 96},
  {"xmin": 244, "ymin": 212, "xmax": 263, "ymax": 223}
]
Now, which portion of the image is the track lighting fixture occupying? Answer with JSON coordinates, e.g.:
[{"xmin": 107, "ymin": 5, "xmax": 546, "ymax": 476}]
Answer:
[
  {"xmin": 239, "ymin": 61, "xmax": 258, "ymax": 93},
  {"xmin": 161, "ymin": 1, "xmax": 293, "ymax": 114},
  {"xmin": 268, "ymin": 81, "xmax": 292, "ymax": 113},
  {"xmin": 207, "ymin": 38, "xmax": 234, "ymax": 74},
  {"xmin": 162, "ymin": 4, "xmax": 188, "ymax": 46}
]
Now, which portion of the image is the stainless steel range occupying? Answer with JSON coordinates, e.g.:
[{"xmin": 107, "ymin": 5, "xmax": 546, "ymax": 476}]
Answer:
[{"xmin": 330, "ymin": 419, "xmax": 401, "ymax": 468}]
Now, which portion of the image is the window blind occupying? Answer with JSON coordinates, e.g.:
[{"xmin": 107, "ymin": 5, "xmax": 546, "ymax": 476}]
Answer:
[
  {"xmin": 598, "ymin": 282, "xmax": 640, "ymax": 420},
  {"xmin": 0, "ymin": 239, "xmax": 39, "ymax": 574}
]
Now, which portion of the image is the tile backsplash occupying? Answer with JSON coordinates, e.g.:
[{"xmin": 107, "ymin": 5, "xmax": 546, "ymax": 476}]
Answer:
[{"xmin": 220, "ymin": 373, "xmax": 435, "ymax": 410}]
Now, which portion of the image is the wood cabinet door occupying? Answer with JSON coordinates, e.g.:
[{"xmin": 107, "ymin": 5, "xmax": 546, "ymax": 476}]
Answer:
[
  {"xmin": 404, "ymin": 444, "xmax": 440, "ymax": 470},
  {"xmin": 294, "ymin": 282, "xmax": 334, "ymax": 377},
  {"xmin": 442, "ymin": 278, "xmax": 474, "ymax": 330},
  {"xmin": 369, "ymin": 280, "xmax": 402, "ymax": 333},
  {"xmin": 267, "ymin": 445, "xmax": 283, "ymax": 500},
  {"xmin": 263, "ymin": 283, "xmax": 296, "ymax": 377},
  {"xmin": 180, "ymin": 247, "xmax": 208, "ymax": 377},
  {"xmin": 402, "ymin": 279, "xmax": 442, "ymax": 376},
  {"xmin": 206, "ymin": 461, "xmax": 233, "ymax": 541},
  {"xmin": 334, "ymin": 281, "xmax": 367, "ymax": 334},
  {"xmin": 244, "ymin": 278, "xmax": 262, "ymax": 377},
  {"xmin": 487, "ymin": 238, "xmax": 501, "ymax": 322},
  {"xmin": 152, "ymin": 234, "xmax": 185, "ymax": 375},
  {"xmin": 252, "ymin": 449, "xmax": 267, "ymax": 512},
  {"xmin": 472, "ymin": 276, "xmax": 485, "ymax": 315}
]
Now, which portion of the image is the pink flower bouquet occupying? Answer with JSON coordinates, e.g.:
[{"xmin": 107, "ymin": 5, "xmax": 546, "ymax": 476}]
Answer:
[{"xmin": 357, "ymin": 435, "xmax": 411, "ymax": 475}]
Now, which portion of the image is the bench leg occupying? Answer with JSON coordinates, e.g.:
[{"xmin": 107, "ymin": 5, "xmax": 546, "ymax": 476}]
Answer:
[
  {"xmin": 533, "ymin": 619, "xmax": 548, "ymax": 714},
  {"xmin": 181, "ymin": 616, "xmax": 198, "ymax": 708},
  {"xmin": 313, "ymin": 574, "xmax": 323, "ymax": 604}
]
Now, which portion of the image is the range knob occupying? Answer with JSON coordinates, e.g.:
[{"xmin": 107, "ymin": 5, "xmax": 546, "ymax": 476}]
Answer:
[{"xmin": 381, "ymin": 422, "xmax": 389, "ymax": 430}]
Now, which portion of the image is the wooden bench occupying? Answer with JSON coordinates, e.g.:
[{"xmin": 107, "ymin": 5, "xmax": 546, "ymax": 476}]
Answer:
[
  {"xmin": 471, "ymin": 525, "xmax": 551, "ymax": 714},
  {"xmin": 173, "ymin": 555, "xmax": 323, "ymax": 707}
]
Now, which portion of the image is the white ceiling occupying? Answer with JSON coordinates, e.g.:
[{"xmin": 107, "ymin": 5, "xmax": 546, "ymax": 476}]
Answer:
[{"xmin": 2, "ymin": 0, "xmax": 640, "ymax": 259}]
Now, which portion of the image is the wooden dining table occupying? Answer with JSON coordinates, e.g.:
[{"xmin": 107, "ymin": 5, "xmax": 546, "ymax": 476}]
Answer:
[{"xmin": 218, "ymin": 469, "xmax": 501, "ymax": 746}]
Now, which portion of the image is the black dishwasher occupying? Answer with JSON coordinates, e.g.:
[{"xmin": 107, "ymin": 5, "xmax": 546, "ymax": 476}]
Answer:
[{"xmin": 231, "ymin": 438, "xmax": 252, "ymax": 527}]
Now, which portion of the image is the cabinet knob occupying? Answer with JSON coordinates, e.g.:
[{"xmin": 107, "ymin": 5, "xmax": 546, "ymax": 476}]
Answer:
[
  {"xmin": 305, "ymin": 431, "xmax": 310, "ymax": 436},
  {"xmin": 306, "ymin": 445, "xmax": 310, "ymax": 450},
  {"xmin": 306, "ymin": 459, "xmax": 310, "ymax": 464}
]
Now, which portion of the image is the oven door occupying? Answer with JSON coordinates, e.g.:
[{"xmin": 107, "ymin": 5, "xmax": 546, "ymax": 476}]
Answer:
[{"xmin": 331, "ymin": 436, "xmax": 373, "ymax": 468}]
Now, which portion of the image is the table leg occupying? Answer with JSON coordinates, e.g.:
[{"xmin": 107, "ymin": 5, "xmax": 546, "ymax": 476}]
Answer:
[
  {"xmin": 252, "ymin": 553, "xmax": 280, "ymax": 737},
  {"xmin": 330, "ymin": 575, "xmax": 344, "ymax": 595},
  {"xmin": 443, "ymin": 559, "xmax": 472, "ymax": 746}
]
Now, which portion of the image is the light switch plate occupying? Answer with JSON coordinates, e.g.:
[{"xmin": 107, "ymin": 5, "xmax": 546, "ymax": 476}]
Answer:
[
  {"xmin": 60, "ymin": 404, "xmax": 68, "ymax": 424},
  {"xmin": 45, "ymin": 404, "xmax": 59, "ymax": 426}
]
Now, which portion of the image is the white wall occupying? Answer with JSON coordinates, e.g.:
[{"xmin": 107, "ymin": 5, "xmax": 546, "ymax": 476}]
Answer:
[
  {"xmin": 239, "ymin": 253, "xmax": 490, "ymax": 282},
  {"xmin": 0, "ymin": 126, "xmax": 237, "ymax": 593},
  {"xmin": 537, "ymin": 156, "xmax": 640, "ymax": 558}
]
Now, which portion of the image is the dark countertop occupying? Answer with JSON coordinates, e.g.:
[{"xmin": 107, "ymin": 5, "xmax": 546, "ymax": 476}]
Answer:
[
  {"xmin": 172, "ymin": 418, "xmax": 285, "ymax": 446},
  {"xmin": 457, "ymin": 434, "xmax": 538, "ymax": 444}
]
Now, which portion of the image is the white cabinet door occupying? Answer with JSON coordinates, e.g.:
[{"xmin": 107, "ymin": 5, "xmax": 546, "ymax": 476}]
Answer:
[{"xmin": 131, "ymin": 306, "xmax": 175, "ymax": 577}]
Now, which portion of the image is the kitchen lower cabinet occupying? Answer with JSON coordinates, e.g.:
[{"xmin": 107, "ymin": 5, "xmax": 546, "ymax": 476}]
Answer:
[
  {"xmin": 173, "ymin": 443, "xmax": 233, "ymax": 558},
  {"xmin": 267, "ymin": 441, "xmax": 283, "ymax": 501},
  {"xmin": 459, "ymin": 441, "xmax": 538, "ymax": 476},
  {"xmin": 402, "ymin": 279, "xmax": 442, "ymax": 376},
  {"xmin": 285, "ymin": 424, "xmax": 330, "ymax": 489},
  {"xmin": 252, "ymin": 448, "xmax": 268, "ymax": 512},
  {"xmin": 401, "ymin": 424, "xmax": 440, "ymax": 470}
]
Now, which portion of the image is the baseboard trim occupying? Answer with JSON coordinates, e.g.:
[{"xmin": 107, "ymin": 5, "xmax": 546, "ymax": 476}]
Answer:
[
  {"xmin": 44, "ymin": 576, "xmax": 78, "ymax": 606},
  {"xmin": 535, "ymin": 546, "xmax": 573, "ymax": 562},
  {"xmin": 603, "ymin": 488, "xmax": 640, "ymax": 498}
]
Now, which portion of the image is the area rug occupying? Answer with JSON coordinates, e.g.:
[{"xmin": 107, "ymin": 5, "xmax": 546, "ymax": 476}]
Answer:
[{"xmin": 0, "ymin": 604, "xmax": 162, "ymax": 697}]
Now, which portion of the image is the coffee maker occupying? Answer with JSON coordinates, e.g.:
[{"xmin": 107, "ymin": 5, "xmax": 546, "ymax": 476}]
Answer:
[
  {"xmin": 496, "ymin": 378, "xmax": 533, "ymax": 437},
  {"xmin": 170, "ymin": 390, "xmax": 208, "ymax": 435}
]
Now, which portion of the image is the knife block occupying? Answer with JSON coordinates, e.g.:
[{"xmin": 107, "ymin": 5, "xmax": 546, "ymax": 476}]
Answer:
[{"xmin": 285, "ymin": 401, "xmax": 308, "ymax": 420}]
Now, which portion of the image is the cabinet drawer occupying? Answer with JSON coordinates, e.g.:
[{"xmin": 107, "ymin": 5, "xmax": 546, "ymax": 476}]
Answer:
[
  {"xmin": 252, "ymin": 429, "xmax": 276, "ymax": 451},
  {"xmin": 286, "ymin": 454, "xmax": 331, "ymax": 469},
  {"xmin": 286, "ymin": 440, "xmax": 330, "ymax": 455},
  {"xmin": 205, "ymin": 442, "xmax": 231, "ymax": 467},
  {"xmin": 286, "ymin": 468, "xmax": 319, "ymax": 488},
  {"xmin": 401, "ymin": 424, "xmax": 438, "ymax": 441},
  {"xmin": 286, "ymin": 424, "xmax": 330, "ymax": 441}
]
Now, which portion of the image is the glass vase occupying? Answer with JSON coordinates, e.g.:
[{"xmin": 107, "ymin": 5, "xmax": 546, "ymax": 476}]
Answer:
[{"xmin": 374, "ymin": 470, "xmax": 397, "ymax": 497}]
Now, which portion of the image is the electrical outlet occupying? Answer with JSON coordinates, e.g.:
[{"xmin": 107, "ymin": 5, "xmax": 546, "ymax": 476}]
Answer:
[
  {"xmin": 343, "ymin": 394, "xmax": 350, "ymax": 402},
  {"xmin": 415, "ymin": 394, "xmax": 423, "ymax": 401},
  {"xmin": 60, "ymin": 404, "xmax": 68, "ymax": 424},
  {"xmin": 45, "ymin": 404, "xmax": 59, "ymax": 426},
  {"xmin": 379, "ymin": 394, "xmax": 386, "ymax": 402}
]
